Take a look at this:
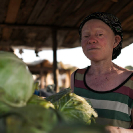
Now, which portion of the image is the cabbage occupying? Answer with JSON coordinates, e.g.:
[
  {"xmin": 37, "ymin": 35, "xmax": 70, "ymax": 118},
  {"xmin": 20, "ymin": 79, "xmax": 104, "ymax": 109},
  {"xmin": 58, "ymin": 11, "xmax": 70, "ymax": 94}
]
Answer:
[
  {"xmin": 46, "ymin": 88, "xmax": 98, "ymax": 125},
  {"xmin": 0, "ymin": 51, "xmax": 34, "ymax": 107},
  {"xmin": 27, "ymin": 94, "xmax": 55, "ymax": 109},
  {"xmin": 55, "ymin": 93, "xmax": 98, "ymax": 124}
]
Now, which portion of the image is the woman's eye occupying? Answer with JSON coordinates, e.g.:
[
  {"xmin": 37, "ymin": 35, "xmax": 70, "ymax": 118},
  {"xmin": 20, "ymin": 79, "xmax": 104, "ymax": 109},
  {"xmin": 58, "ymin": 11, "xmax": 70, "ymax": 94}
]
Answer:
[
  {"xmin": 83, "ymin": 35, "xmax": 89, "ymax": 38},
  {"xmin": 98, "ymin": 34, "xmax": 103, "ymax": 36}
]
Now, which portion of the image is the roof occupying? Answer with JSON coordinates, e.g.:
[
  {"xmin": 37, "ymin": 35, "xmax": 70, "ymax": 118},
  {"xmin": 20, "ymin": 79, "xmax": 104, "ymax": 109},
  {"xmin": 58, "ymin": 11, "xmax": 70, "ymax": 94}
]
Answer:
[
  {"xmin": 26, "ymin": 59, "xmax": 78, "ymax": 74},
  {"xmin": 1, "ymin": 0, "xmax": 133, "ymax": 51}
]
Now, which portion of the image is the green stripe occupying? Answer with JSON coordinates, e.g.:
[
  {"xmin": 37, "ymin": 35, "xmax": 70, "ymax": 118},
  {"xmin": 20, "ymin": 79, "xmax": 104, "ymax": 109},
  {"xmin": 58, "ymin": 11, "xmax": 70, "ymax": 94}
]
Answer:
[
  {"xmin": 124, "ymin": 79, "xmax": 133, "ymax": 90},
  {"xmin": 96, "ymin": 109, "xmax": 131, "ymax": 122},
  {"xmin": 74, "ymin": 87, "xmax": 133, "ymax": 108},
  {"xmin": 129, "ymin": 98, "xmax": 133, "ymax": 109},
  {"xmin": 96, "ymin": 117, "xmax": 131, "ymax": 128},
  {"xmin": 75, "ymin": 73, "xmax": 84, "ymax": 80}
]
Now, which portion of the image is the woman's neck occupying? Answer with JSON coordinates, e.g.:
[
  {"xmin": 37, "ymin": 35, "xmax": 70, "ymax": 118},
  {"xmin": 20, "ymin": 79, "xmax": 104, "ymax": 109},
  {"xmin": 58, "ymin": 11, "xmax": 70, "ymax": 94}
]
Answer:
[{"xmin": 89, "ymin": 61, "xmax": 119, "ymax": 75}]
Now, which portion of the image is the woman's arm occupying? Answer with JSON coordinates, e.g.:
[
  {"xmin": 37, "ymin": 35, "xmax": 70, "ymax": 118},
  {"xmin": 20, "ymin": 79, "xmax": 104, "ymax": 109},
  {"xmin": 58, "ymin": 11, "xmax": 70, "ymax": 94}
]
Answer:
[
  {"xmin": 105, "ymin": 126, "xmax": 133, "ymax": 133},
  {"xmin": 105, "ymin": 108, "xmax": 133, "ymax": 133}
]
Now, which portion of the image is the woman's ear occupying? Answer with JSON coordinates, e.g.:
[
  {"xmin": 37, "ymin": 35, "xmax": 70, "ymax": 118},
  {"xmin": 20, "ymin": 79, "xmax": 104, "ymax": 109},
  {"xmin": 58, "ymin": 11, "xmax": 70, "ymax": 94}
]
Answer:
[{"xmin": 113, "ymin": 35, "xmax": 121, "ymax": 48}]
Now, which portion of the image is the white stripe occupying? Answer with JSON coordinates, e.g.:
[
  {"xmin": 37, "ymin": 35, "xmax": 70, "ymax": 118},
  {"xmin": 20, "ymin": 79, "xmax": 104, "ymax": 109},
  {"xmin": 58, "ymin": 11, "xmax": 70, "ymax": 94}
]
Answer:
[{"xmin": 84, "ymin": 97, "xmax": 132, "ymax": 115}]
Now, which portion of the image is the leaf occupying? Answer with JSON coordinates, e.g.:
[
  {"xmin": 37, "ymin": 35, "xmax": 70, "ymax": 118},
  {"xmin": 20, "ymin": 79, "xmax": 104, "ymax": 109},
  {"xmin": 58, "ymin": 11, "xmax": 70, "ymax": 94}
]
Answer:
[
  {"xmin": 45, "ymin": 88, "xmax": 72, "ymax": 103},
  {"xmin": 5, "ymin": 104, "xmax": 59, "ymax": 133},
  {"xmin": 27, "ymin": 94, "xmax": 55, "ymax": 109},
  {"xmin": 54, "ymin": 93, "xmax": 98, "ymax": 124},
  {"xmin": 50, "ymin": 122, "xmax": 105, "ymax": 133}
]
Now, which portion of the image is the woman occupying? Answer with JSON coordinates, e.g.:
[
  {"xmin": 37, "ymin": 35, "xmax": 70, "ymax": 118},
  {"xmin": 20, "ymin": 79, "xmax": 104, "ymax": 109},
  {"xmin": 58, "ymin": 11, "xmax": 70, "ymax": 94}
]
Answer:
[{"xmin": 71, "ymin": 12, "xmax": 133, "ymax": 133}]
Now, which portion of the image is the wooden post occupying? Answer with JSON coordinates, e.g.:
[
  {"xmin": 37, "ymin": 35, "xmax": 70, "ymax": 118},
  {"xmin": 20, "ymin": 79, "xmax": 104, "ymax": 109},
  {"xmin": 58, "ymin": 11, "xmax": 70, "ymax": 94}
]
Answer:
[
  {"xmin": 65, "ymin": 70, "xmax": 71, "ymax": 88},
  {"xmin": 52, "ymin": 29, "xmax": 59, "ymax": 93},
  {"xmin": 40, "ymin": 63, "xmax": 44, "ymax": 89},
  {"xmin": 40, "ymin": 75, "xmax": 45, "ymax": 89}
]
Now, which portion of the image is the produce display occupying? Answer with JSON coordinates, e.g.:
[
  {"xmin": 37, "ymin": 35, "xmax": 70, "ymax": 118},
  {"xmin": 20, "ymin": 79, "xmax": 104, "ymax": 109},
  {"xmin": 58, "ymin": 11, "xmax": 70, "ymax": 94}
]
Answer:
[{"xmin": 0, "ymin": 51, "xmax": 105, "ymax": 133}]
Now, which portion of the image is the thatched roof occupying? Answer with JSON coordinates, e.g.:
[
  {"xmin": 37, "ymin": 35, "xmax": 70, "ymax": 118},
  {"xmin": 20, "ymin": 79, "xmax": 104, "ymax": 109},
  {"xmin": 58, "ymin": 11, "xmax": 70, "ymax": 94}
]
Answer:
[{"xmin": 1, "ymin": 0, "xmax": 133, "ymax": 52}]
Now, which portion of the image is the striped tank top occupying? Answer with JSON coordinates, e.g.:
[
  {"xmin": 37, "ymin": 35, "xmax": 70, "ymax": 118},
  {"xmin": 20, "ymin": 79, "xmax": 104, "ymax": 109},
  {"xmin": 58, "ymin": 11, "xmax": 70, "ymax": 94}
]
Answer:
[{"xmin": 74, "ymin": 66, "xmax": 133, "ymax": 128}]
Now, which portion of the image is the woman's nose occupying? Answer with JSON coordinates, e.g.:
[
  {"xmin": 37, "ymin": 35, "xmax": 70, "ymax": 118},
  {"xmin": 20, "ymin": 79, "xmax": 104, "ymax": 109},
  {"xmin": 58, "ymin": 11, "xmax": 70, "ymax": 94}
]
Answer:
[{"xmin": 87, "ymin": 36, "xmax": 97, "ymax": 44}]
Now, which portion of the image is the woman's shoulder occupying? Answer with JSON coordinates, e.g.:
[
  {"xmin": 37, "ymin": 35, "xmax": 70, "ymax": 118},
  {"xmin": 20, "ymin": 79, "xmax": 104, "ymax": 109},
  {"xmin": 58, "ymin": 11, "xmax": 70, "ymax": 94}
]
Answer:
[
  {"xmin": 75, "ymin": 66, "xmax": 89, "ymax": 74},
  {"xmin": 121, "ymin": 67, "xmax": 133, "ymax": 77},
  {"xmin": 117, "ymin": 66, "xmax": 133, "ymax": 84},
  {"xmin": 116, "ymin": 64, "xmax": 133, "ymax": 75}
]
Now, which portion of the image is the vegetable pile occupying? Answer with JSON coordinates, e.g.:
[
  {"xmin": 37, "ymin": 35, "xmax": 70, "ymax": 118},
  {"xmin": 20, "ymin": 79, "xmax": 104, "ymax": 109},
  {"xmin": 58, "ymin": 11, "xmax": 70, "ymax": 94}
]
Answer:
[{"xmin": 0, "ymin": 51, "xmax": 105, "ymax": 133}]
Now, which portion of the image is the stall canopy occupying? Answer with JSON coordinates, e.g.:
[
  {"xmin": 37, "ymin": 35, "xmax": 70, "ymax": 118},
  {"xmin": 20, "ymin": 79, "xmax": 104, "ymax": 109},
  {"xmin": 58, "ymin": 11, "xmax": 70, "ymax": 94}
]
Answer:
[
  {"xmin": 1, "ymin": 0, "xmax": 133, "ymax": 50},
  {"xmin": 1, "ymin": 0, "xmax": 133, "ymax": 92}
]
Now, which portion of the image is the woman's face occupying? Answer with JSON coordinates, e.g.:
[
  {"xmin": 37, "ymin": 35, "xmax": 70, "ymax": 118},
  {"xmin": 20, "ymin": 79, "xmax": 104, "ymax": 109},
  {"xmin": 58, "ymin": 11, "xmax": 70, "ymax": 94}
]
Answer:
[{"xmin": 81, "ymin": 19, "xmax": 119, "ymax": 62}]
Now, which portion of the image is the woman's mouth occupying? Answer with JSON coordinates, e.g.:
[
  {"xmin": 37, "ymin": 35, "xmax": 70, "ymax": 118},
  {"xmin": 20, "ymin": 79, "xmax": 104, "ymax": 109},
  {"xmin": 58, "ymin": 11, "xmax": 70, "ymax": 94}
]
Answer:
[{"xmin": 88, "ymin": 47, "xmax": 99, "ymax": 51}]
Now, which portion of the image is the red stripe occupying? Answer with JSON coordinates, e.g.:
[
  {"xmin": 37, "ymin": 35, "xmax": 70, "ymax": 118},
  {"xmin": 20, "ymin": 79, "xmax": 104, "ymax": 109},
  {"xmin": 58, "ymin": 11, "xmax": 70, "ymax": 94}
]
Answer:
[
  {"xmin": 114, "ymin": 86, "xmax": 133, "ymax": 99},
  {"xmin": 130, "ymin": 76, "xmax": 133, "ymax": 81},
  {"xmin": 75, "ymin": 79, "xmax": 87, "ymax": 89},
  {"xmin": 77, "ymin": 68, "xmax": 87, "ymax": 74}
]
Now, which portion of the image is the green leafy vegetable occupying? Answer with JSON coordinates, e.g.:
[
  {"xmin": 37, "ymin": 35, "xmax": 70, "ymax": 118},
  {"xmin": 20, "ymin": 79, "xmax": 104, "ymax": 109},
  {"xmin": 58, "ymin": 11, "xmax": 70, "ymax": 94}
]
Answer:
[
  {"xmin": 45, "ymin": 88, "xmax": 71, "ymax": 103},
  {"xmin": 46, "ymin": 88, "xmax": 98, "ymax": 125},
  {"xmin": 5, "ymin": 105, "xmax": 59, "ymax": 133},
  {"xmin": 50, "ymin": 123, "xmax": 105, "ymax": 133},
  {"xmin": 55, "ymin": 93, "xmax": 97, "ymax": 124},
  {"xmin": 0, "ymin": 51, "xmax": 34, "ymax": 107},
  {"xmin": 27, "ymin": 94, "xmax": 55, "ymax": 109}
]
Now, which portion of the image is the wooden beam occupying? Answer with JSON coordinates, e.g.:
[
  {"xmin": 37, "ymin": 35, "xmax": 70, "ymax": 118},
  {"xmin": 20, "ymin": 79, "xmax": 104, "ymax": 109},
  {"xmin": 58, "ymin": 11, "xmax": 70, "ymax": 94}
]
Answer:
[
  {"xmin": 1, "ymin": 23, "xmax": 133, "ymax": 35},
  {"xmin": 2, "ymin": 27, "xmax": 12, "ymax": 40},
  {"xmin": 0, "ymin": 23, "xmax": 78, "ymax": 31},
  {"xmin": 123, "ymin": 37, "xmax": 133, "ymax": 48},
  {"xmin": 112, "ymin": 0, "xmax": 118, "ymax": 2},
  {"xmin": 27, "ymin": 0, "xmax": 47, "ymax": 24},
  {"xmin": 5, "ymin": 0, "xmax": 22, "ymax": 23},
  {"xmin": 3, "ymin": 0, "xmax": 22, "ymax": 40}
]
